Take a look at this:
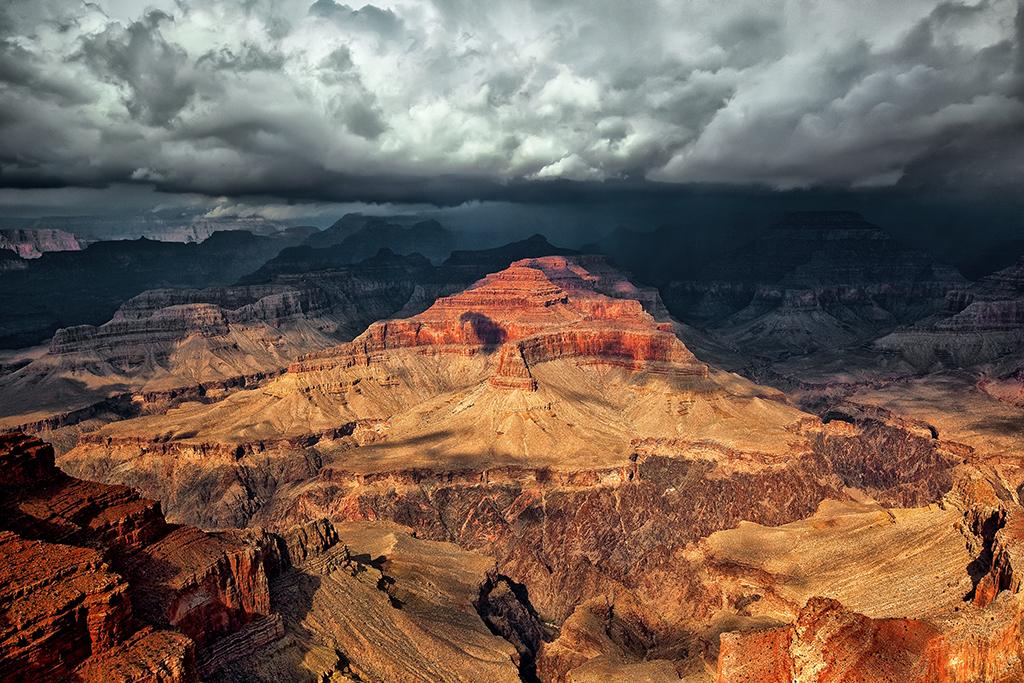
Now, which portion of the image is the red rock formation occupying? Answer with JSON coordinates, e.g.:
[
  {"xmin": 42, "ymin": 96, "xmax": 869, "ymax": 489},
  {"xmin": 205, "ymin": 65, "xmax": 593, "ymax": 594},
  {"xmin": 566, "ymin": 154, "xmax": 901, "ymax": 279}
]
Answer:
[
  {"xmin": 716, "ymin": 627, "xmax": 793, "ymax": 683},
  {"xmin": 0, "ymin": 431, "xmax": 278, "ymax": 681},
  {"xmin": 291, "ymin": 256, "xmax": 708, "ymax": 387},
  {"xmin": 0, "ymin": 532, "xmax": 138, "ymax": 681},
  {"xmin": 51, "ymin": 254, "xmax": 1020, "ymax": 680},
  {"xmin": 717, "ymin": 593, "xmax": 1024, "ymax": 683},
  {"xmin": 0, "ymin": 432, "xmax": 540, "ymax": 682},
  {"xmin": 716, "ymin": 597, "xmax": 942, "ymax": 682}
]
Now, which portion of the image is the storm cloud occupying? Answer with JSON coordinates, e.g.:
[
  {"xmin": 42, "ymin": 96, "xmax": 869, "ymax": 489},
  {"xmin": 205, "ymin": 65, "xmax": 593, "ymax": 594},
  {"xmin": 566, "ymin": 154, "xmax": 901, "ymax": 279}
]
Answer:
[{"xmin": 0, "ymin": 0, "xmax": 1021, "ymax": 205}]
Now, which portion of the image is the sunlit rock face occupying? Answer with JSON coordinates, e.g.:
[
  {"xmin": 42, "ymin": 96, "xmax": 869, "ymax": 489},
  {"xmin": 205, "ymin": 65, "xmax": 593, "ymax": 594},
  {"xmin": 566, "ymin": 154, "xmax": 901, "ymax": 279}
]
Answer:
[
  {"xmin": 0, "ymin": 431, "xmax": 530, "ymax": 682},
  {"xmin": 0, "ymin": 431, "xmax": 267, "ymax": 682},
  {"xmin": 0, "ymin": 238, "xmax": 576, "ymax": 437},
  {"xmin": 45, "ymin": 253, "xmax": 1024, "ymax": 680},
  {"xmin": 290, "ymin": 255, "xmax": 707, "ymax": 382}
]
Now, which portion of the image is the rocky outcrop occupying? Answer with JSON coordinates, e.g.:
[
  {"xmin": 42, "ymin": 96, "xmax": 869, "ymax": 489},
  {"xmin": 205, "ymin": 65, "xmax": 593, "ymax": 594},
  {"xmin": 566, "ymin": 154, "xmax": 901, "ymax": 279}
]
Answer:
[
  {"xmin": 716, "ymin": 597, "xmax": 942, "ymax": 682},
  {"xmin": 534, "ymin": 595, "xmax": 672, "ymax": 683},
  {"xmin": 53, "ymin": 253, "xmax": 1018, "ymax": 681},
  {"xmin": 0, "ymin": 531, "xmax": 145, "ymax": 682},
  {"xmin": 0, "ymin": 229, "xmax": 312, "ymax": 349},
  {"xmin": 812, "ymin": 419, "xmax": 958, "ymax": 507},
  {"xmin": 292, "ymin": 256, "xmax": 708, "ymax": 386},
  {"xmin": 0, "ymin": 432, "xmax": 549, "ymax": 682},
  {"xmin": 959, "ymin": 486, "xmax": 1024, "ymax": 609},
  {"xmin": 213, "ymin": 520, "xmax": 532, "ymax": 683},
  {"xmin": 716, "ymin": 594, "xmax": 1024, "ymax": 683},
  {"xmin": 0, "ymin": 431, "xmax": 276, "ymax": 681},
  {"xmin": 47, "ymin": 285, "xmax": 332, "ymax": 360},
  {"xmin": 0, "ymin": 228, "xmax": 84, "ymax": 258},
  {"xmin": 287, "ymin": 450, "xmax": 846, "ymax": 624},
  {"xmin": 0, "ymin": 250, "xmax": 439, "ymax": 431}
]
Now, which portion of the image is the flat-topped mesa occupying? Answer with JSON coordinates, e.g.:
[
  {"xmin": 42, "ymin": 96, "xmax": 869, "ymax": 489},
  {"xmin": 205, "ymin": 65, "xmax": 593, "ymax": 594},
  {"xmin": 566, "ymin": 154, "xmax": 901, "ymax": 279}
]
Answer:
[{"xmin": 290, "ymin": 256, "xmax": 706, "ymax": 385}]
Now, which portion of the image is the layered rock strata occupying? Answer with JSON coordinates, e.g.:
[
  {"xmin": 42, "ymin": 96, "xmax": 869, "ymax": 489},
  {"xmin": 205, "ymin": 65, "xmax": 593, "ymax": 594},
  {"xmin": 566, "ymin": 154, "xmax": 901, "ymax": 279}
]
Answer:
[
  {"xmin": 716, "ymin": 593, "xmax": 1024, "ymax": 683},
  {"xmin": 0, "ymin": 228, "xmax": 84, "ymax": 258},
  {"xmin": 53, "ymin": 255, "xmax": 1022, "ymax": 681},
  {"xmin": 0, "ymin": 431, "xmax": 273, "ymax": 682},
  {"xmin": 291, "ymin": 255, "xmax": 707, "ymax": 387},
  {"xmin": 662, "ymin": 212, "xmax": 966, "ymax": 358},
  {"xmin": 0, "ymin": 432, "xmax": 537, "ymax": 682},
  {"xmin": 874, "ymin": 256, "xmax": 1024, "ymax": 370},
  {"xmin": 0, "ymin": 251, "xmax": 436, "ymax": 433}
]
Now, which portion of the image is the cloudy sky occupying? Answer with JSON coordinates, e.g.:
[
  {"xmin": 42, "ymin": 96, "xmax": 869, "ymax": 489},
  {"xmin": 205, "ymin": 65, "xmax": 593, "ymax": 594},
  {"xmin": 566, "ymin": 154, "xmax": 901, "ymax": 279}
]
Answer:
[{"xmin": 0, "ymin": 0, "xmax": 1022, "ymax": 217}]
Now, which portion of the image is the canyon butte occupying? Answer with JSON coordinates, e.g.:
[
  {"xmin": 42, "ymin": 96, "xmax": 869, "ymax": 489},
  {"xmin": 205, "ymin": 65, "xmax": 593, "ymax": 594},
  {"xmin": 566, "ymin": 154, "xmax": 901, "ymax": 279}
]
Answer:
[{"xmin": 1, "ymin": 230, "xmax": 1023, "ymax": 682}]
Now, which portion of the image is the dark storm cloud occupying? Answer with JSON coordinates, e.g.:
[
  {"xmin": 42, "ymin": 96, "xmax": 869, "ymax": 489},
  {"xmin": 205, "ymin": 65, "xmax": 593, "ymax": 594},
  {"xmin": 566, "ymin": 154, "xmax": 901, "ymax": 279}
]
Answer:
[
  {"xmin": 0, "ymin": 0, "xmax": 1021, "ymax": 207},
  {"xmin": 75, "ymin": 10, "xmax": 195, "ymax": 126}
]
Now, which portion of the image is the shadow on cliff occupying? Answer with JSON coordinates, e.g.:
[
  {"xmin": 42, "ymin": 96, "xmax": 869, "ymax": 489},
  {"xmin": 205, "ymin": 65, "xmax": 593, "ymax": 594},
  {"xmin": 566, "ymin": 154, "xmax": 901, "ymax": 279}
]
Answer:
[
  {"xmin": 118, "ymin": 542, "xmax": 264, "ymax": 652},
  {"xmin": 460, "ymin": 312, "xmax": 506, "ymax": 353},
  {"xmin": 363, "ymin": 426, "xmax": 538, "ymax": 472},
  {"xmin": 349, "ymin": 552, "xmax": 404, "ymax": 608},
  {"xmin": 965, "ymin": 414, "xmax": 1024, "ymax": 437}
]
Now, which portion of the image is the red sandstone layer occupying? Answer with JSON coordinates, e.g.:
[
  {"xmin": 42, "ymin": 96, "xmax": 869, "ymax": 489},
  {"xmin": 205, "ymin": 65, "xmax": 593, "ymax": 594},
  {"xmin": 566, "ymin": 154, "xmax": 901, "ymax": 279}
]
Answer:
[
  {"xmin": 0, "ymin": 431, "xmax": 277, "ymax": 681},
  {"xmin": 290, "ymin": 256, "xmax": 707, "ymax": 386}
]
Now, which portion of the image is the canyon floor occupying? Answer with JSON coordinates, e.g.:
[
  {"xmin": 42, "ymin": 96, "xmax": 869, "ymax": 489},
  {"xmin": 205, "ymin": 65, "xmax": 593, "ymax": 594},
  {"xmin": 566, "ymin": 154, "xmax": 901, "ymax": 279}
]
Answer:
[{"xmin": 1, "ymin": 243, "xmax": 1023, "ymax": 682}]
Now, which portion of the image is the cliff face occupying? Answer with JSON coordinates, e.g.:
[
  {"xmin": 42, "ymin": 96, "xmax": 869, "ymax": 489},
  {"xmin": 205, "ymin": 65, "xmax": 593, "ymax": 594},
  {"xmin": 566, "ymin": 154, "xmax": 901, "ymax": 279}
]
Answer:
[
  {"xmin": 0, "ymin": 251, "xmax": 438, "ymax": 434},
  {"xmin": 292, "ymin": 256, "xmax": 707, "ymax": 384},
  {"xmin": 716, "ymin": 594, "xmax": 1024, "ymax": 683},
  {"xmin": 716, "ymin": 597, "xmax": 943, "ymax": 683},
  {"xmin": 0, "ymin": 432, "xmax": 276, "ymax": 682},
  {"xmin": 0, "ymin": 230, "xmax": 315, "ymax": 349},
  {"xmin": 0, "ymin": 228, "xmax": 84, "ymax": 258},
  {"xmin": 874, "ymin": 256, "xmax": 1024, "ymax": 370},
  {"xmin": 2, "ymin": 243, "xmax": 590, "ymax": 434},
  {"xmin": 62, "ymin": 256, "xmax": 773, "ymax": 532},
  {"xmin": 0, "ymin": 432, "xmax": 539, "ymax": 682}
]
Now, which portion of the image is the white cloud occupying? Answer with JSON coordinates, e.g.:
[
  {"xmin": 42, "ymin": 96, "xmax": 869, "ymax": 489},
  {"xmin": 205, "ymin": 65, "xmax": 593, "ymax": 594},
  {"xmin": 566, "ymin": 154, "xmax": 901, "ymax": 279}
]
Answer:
[{"xmin": 0, "ymin": 0, "xmax": 1019, "ymax": 199}]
